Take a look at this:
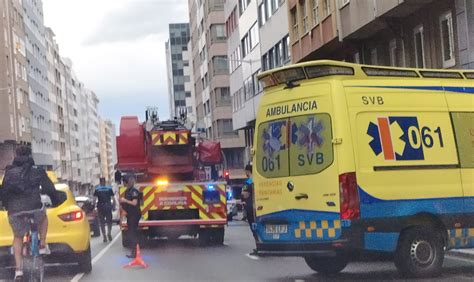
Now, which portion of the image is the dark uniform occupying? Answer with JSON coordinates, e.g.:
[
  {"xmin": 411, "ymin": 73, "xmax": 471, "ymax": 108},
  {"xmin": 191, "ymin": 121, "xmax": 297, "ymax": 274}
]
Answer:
[
  {"xmin": 242, "ymin": 178, "xmax": 257, "ymax": 241},
  {"xmin": 94, "ymin": 185, "xmax": 114, "ymax": 241},
  {"xmin": 122, "ymin": 186, "xmax": 141, "ymax": 256}
]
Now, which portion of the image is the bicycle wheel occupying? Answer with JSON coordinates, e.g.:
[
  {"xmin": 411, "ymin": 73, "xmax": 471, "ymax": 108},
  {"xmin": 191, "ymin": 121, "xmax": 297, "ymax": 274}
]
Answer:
[{"xmin": 26, "ymin": 256, "xmax": 44, "ymax": 282}]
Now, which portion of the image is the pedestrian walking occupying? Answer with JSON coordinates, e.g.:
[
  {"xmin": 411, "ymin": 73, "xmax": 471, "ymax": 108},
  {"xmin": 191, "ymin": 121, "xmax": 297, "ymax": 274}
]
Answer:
[
  {"xmin": 120, "ymin": 174, "xmax": 142, "ymax": 258},
  {"xmin": 94, "ymin": 177, "xmax": 116, "ymax": 243},
  {"xmin": 114, "ymin": 165, "xmax": 122, "ymax": 185},
  {"xmin": 241, "ymin": 164, "xmax": 258, "ymax": 255}
]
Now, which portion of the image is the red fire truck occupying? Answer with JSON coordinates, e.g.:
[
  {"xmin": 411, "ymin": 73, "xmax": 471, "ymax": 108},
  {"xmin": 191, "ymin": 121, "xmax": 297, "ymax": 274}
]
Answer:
[{"xmin": 116, "ymin": 109, "xmax": 227, "ymax": 246}]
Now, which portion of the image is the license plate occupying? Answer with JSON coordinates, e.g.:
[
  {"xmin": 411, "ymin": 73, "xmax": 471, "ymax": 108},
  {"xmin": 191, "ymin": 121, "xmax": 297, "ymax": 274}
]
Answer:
[{"xmin": 265, "ymin": 224, "xmax": 288, "ymax": 234}]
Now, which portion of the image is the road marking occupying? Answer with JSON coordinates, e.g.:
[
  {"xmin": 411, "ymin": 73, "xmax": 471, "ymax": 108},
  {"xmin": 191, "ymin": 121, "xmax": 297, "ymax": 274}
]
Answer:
[
  {"xmin": 245, "ymin": 253, "xmax": 260, "ymax": 260},
  {"xmin": 71, "ymin": 232, "xmax": 122, "ymax": 282},
  {"xmin": 446, "ymin": 255, "xmax": 474, "ymax": 264}
]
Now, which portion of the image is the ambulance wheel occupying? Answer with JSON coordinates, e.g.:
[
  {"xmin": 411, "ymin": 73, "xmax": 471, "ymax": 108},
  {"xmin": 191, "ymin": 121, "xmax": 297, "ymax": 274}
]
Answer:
[
  {"xmin": 210, "ymin": 228, "xmax": 225, "ymax": 245},
  {"xmin": 394, "ymin": 227, "xmax": 444, "ymax": 278},
  {"xmin": 121, "ymin": 231, "xmax": 132, "ymax": 248},
  {"xmin": 304, "ymin": 255, "xmax": 348, "ymax": 275}
]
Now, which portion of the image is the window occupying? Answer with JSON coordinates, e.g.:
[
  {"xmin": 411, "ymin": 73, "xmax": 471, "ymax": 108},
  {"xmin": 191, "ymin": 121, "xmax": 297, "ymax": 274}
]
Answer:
[
  {"xmin": 268, "ymin": 48, "xmax": 275, "ymax": 69},
  {"xmin": 282, "ymin": 35, "xmax": 290, "ymax": 62},
  {"xmin": 340, "ymin": 0, "xmax": 350, "ymax": 7},
  {"xmin": 266, "ymin": 0, "xmax": 272, "ymax": 20},
  {"xmin": 323, "ymin": 0, "xmax": 331, "ymax": 17},
  {"xmin": 215, "ymin": 87, "xmax": 231, "ymax": 106},
  {"xmin": 262, "ymin": 53, "xmax": 268, "ymax": 71},
  {"xmin": 241, "ymin": 34, "xmax": 250, "ymax": 57},
  {"xmin": 272, "ymin": 0, "xmax": 279, "ymax": 13},
  {"xmin": 217, "ymin": 119, "xmax": 237, "ymax": 137},
  {"xmin": 440, "ymin": 11, "xmax": 455, "ymax": 68},
  {"xmin": 210, "ymin": 24, "xmax": 226, "ymax": 42},
  {"xmin": 451, "ymin": 112, "xmax": 474, "ymax": 168},
  {"xmin": 256, "ymin": 119, "xmax": 290, "ymax": 177},
  {"xmin": 413, "ymin": 25, "xmax": 425, "ymax": 68},
  {"xmin": 214, "ymin": 56, "xmax": 229, "ymax": 74},
  {"xmin": 370, "ymin": 48, "xmax": 377, "ymax": 65},
  {"xmin": 275, "ymin": 42, "xmax": 282, "ymax": 67},
  {"xmin": 259, "ymin": 3, "xmax": 266, "ymax": 26},
  {"xmin": 239, "ymin": 0, "xmax": 251, "ymax": 15},
  {"xmin": 244, "ymin": 75, "xmax": 255, "ymax": 100},
  {"xmin": 256, "ymin": 114, "xmax": 334, "ymax": 178},
  {"xmin": 389, "ymin": 39, "xmax": 397, "ymax": 67},
  {"xmin": 291, "ymin": 8, "xmax": 298, "ymax": 40},
  {"xmin": 312, "ymin": 0, "xmax": 319, "ymax": 26},
  {"xmin": 249, "ymin": 22, "xmax": 259, "ymax": 50},
  {"xmin": 301, "ymin": 0, "xmax": 308, "ymax": 34}
]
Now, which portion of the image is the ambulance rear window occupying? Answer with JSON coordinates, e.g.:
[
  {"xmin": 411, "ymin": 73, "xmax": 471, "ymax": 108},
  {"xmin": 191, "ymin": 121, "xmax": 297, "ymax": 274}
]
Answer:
[{"xmin": 256, "ymin": 114, "xmax": 334, "ymax": 178}]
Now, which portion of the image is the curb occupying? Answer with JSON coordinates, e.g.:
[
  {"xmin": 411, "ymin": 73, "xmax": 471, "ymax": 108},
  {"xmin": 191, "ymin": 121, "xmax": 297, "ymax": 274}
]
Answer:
[{"xmin": 446, "ymin": 249, "xmax": 474, "ymax": 260}]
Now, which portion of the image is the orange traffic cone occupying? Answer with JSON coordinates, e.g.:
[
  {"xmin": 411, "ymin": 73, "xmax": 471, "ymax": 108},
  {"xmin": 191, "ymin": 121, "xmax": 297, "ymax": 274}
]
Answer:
[{"xmin": 123, "ymin": 244, "xmax": 149, "ymax": 269}]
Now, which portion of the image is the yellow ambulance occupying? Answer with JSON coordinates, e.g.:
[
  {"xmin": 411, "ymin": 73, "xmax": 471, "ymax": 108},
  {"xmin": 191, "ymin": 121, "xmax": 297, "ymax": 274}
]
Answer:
[{"xmin": 253, "ymin": 60, "xmax": 473, "ymax": 278}]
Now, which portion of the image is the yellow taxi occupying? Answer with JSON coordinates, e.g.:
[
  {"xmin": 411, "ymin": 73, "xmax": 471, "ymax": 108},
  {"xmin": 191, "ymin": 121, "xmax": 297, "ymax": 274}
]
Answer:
[{"xmin": 0, "ymin": 171, "xmax": 92, "ymax": 273}]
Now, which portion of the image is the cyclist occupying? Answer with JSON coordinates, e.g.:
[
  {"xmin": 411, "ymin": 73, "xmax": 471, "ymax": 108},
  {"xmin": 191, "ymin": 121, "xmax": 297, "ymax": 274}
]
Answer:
[
  {"xmin": 94, "ymin": 177, "xmax": 116, "ymax": 242},
  {"xmin": 2, "ymin": 146, "xmax": 58, "ymax": 280}
]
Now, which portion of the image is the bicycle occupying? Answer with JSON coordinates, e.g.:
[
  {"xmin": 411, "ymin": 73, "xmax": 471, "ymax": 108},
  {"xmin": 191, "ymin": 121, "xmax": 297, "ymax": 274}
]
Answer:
[{"xmin": 13, "ymin": 211, "xmax": 45, "ymax": 282}]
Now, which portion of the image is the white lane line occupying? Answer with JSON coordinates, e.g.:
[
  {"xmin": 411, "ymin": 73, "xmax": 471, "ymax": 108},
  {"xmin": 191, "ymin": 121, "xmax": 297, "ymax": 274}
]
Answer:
[
  {"xmin": 71, "ymin": 232, "xmax": 122, "ymax": 282},
  {"xmin": 446, "ymin": 255, "xmax": 474, "ymax": 264},
  {"xmin": 245, "ymin": 253, "xmax": 260, "ymax": 260}
]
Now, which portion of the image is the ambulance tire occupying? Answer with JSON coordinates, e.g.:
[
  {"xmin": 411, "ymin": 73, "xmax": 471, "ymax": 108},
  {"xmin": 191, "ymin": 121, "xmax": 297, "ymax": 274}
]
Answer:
[
  {"xmin": 304, "ymin": 255, "xmax": 349, "ymax": 275},
  {"xmin": 394, "ymin": 227, "xmax": 444, "ymax": 278}
]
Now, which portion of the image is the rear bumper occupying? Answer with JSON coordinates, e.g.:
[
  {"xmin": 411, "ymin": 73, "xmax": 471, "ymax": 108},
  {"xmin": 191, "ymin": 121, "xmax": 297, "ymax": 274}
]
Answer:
[
  {"xmin": 121, "ymin": 219, "xmax": 227, "ymax": 229},
  {"xmin": 256, "ymin": 239, "xmax": 351, "ymax": 257}
]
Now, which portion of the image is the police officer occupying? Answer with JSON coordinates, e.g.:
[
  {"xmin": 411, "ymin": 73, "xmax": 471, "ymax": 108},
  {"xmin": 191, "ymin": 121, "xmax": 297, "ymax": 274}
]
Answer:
[
  {"xmin": 94, "ymin": 177, "xmax": 116, "ymax": 243},
  {"xmin": 120, "ymin": 174, "xmax": 141, "ymax": 258}
]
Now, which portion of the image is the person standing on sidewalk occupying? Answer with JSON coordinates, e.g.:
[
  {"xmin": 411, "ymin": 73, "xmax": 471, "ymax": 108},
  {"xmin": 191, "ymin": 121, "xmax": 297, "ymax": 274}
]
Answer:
[
  {"xmin": 120, "ymin": 174, "xmax": 141, "ymax": 258},
  {"xmin": 94, "ymin": 177, "xmax": 116, "ymax": 243}
]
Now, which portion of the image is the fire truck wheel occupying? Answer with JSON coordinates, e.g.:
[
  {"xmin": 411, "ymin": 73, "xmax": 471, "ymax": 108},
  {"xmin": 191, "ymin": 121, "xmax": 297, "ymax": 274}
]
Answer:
[
  {"xmin": 210, "ymin": 228, "xmax": 225, "ymax": 245},
  {"xmin": 121, "ymin": 231, "xmax": 132, "ymax": 248},
  {"xmin": 198, "ymin": 229, "xmax": 211, "ymax": 246}
]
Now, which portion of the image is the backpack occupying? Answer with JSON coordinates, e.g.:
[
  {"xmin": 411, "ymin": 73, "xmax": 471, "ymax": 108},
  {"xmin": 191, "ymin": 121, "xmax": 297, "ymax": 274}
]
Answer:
[{"xmin": 4, "ymin": 165, "xmax": 31, "ymax": 194}]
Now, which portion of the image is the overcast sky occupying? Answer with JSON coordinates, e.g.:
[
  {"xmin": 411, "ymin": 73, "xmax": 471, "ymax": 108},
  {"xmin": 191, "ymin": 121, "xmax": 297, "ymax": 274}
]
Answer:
[{"xmin": 42, "ymin": 0, "xmax": 189, "ymax": 128}]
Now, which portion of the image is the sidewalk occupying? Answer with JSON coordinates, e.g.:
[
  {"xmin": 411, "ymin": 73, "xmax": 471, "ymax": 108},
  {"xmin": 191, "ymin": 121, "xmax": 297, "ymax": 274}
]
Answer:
[{"xmin": 448, "ymin": 248, "xmax": 474, "ymax": 260}]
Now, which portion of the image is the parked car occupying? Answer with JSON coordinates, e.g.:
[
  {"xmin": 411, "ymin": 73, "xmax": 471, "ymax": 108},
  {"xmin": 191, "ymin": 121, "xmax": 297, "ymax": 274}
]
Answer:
[
  {"xmin": 75, "ymin": 196, "xmax": 101, "ymax": 237},
  {"xmin": 0, "ymin": 175, "xmax": 92, "ymax": 273}
]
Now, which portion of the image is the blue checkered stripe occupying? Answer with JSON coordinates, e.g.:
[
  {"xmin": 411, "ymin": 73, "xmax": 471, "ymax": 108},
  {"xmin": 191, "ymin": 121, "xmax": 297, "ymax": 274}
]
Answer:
[{"xmin": 448, "ymin": 228, "xmax": 474, "ymax": 248}]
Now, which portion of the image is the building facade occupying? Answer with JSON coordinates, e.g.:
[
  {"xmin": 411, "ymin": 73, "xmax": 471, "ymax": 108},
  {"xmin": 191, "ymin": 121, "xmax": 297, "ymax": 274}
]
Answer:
[
  {"xmin": 23, "ymin": 0, "xmax": 53, "ymax": 169},
  {"xmin": 0, "ymin": 0, "xmax": 31, "ymax": 171},
  {"xmin": 99, "ymin": 118, "xmax": 117, "ymax": 184},
  {"xmin": 45, "ymin": 27, "xmax": 73, "ymax": 182},
  {"xmin": 288, "ymin": 0, "xmax": 473, "ymax": 71},
  {"xmin": 188, "ymin": 0, "xmax": 246, "ymax": 178},
  {"xmin": 166, "ymin": 23, "xmax": 191, "ymax": 120},
  {"xmin": 225, "ymin": 0, "xmax": 291, "ymax": 165}
]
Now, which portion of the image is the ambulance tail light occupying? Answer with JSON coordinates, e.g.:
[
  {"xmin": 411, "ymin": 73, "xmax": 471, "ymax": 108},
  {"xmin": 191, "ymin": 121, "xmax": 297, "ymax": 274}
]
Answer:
[{"xmin": 339, "ymin": 172, "xmax": 360, "ymax": 220}]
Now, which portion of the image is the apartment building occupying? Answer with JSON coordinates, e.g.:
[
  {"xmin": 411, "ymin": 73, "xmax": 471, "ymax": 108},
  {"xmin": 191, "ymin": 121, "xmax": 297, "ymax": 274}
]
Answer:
[
  {"xmin": 225, "ymin": 0, "xmax": 291, "ymax": 164},
  {"xmin": 0, "ymin": 0, "xmax": 31, "ymax": 171},
  {"xmin": 288, "ymin": 0, "xmax": 473, "ymax": 71},
  {"xmin": 188, "ymin": 0, "xmax": 246, "ymax": 178},
  {"xmin": 99, "ymin": 119, "xmax": 117, "ymax": 183},
  {"xmin": 45, "ymin": 27, "xmax": 73, "ymax": 181},
  {"xmin": 23, "ymin": 0, "xmax": 53, "ymax": 169},
  {"xmin": 165, "ymin": 23, "xmax": 192, "ymax": 120}
]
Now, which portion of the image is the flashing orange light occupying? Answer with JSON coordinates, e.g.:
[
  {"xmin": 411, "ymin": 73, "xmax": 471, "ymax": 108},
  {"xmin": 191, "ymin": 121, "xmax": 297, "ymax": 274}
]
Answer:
[{"xmin": 156, "ymin": 179, "xmax": 169, "ymax": 186}]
